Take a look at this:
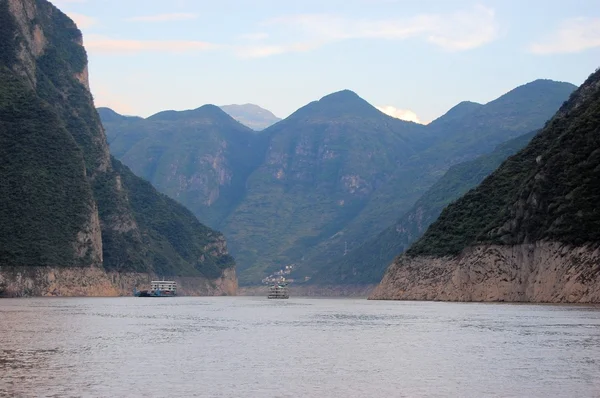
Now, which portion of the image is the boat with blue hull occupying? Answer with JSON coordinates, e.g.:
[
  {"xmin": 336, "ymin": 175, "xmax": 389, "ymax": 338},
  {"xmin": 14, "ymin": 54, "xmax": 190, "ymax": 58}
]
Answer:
[{"xmin": 134, "ymin": 280, "xmax": 177, "ymax": 297}]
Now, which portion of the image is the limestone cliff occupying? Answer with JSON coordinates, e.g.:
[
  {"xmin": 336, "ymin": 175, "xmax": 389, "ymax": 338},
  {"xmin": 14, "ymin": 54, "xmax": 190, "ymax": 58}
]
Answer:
[
  {"xmin": 0, "ymin": 0, "xmax": 237, "ymax": 296},
  {"xmin": 370, "ymin": 242, "xmax": 600, "ymax": 302},
  {"xmin": 371, "ymin": 68, "xmax": 600, "ymax": 303}
]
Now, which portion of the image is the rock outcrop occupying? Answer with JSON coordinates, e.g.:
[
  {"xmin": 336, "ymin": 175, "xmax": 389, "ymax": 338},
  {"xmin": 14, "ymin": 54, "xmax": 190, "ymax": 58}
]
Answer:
[
  {"xmin": 370, "ymin": 242, "xmax": 600, "ymax": 302},
  {"xmin": 0, "ymin": 266, "xmax": 237, "ymax": 297}
]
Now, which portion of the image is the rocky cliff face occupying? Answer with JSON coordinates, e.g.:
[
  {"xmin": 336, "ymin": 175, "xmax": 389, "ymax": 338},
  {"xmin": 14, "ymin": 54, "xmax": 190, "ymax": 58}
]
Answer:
[
  {"xmin": 372, "ymin": 68, "xmax": 600, "ymax": 303},
  {"xmin": 370, "ymin": 242, "xmax": 600, "ymax": 302},
  {"xmin": 0, "ymin": 0, "xmax": 236, "ymax": 295},
  {"xmin": 0, "ymin": 266, "xmax": 237, "ymax": 297}
]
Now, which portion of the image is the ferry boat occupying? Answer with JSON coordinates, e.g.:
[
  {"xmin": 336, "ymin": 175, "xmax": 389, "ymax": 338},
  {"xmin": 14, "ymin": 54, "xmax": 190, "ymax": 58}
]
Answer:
[
  {"xmin": 267, "ymin": 283, "xmax": 289, "ymax": 299},
  {"xmin": 134, "ymin": 280, "xmax": 177, "ymax": 297}
]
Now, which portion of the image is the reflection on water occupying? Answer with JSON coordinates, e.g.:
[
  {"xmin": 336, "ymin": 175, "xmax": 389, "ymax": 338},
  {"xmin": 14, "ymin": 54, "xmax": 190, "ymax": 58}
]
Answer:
[{"xmin": 1, "ymin": 297, "xmax": 600, "ymax": 397}]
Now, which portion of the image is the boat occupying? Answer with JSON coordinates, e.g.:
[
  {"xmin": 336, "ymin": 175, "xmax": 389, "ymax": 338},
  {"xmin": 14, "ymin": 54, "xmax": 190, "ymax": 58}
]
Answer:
[
  {"xmin": 267, "ymin": 283, "xmax": 289, "ymax": 299},
  {"xmin": 134, "ymin": 280, "xmax": 177, "ymax": 297}
]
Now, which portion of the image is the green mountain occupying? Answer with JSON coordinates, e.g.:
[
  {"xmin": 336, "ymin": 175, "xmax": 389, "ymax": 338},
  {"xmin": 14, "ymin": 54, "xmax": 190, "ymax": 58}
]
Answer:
[
  {"xmin": 285, "ymin": 80, "xmax": 576, "ymax": 283},
  {"xmin": 102, "ymin": 81, "xmax": 575, "ymax": 286},
  {"xmin": 371, "ymin": 67, "xmax": 600, "ymax": 303},
  {"xmin": 311, "ymin": 130, "xmax": 537, "ymax": 285},
  {"xmin": 101, "ymin": 105, "xmax": 267, "ymax": 227},
  {"xmin": 220, "ymin": 103, "xmax": 281, "ymax": 130},
  {"xmin": 222, "ymin": 90, "xmax": 429, "ymax": 283},
  {"xmin": 0, "ymin": 0, "xmax": 235, "ymax": 296}
]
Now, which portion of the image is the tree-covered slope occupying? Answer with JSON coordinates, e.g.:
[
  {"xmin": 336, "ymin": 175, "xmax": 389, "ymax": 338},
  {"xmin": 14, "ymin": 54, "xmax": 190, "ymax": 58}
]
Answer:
[
  {"xmin": 102, "ymin": 80, "xmax": 575, "ymax": 285},
  {"xmin": 0, "ymin": 0, "xmax": 234, "ymax": 283},
  {"xmin": 288, "ymin": 80, "xmax": 575, "ymax": 284},
  {"xmin": 408, "ymin": 68, "xmax": 600, "ymax": 258},
  {"xmin": 310, "ymin": 130, "xmax": 536, "ymax": 285},
  {"xmin": 221, "ymin": 90, "xmax": 429, "ymax": 283},
  {"xmin": 101, "ymin": 105, "xmax": 267, "ymax": 227}
]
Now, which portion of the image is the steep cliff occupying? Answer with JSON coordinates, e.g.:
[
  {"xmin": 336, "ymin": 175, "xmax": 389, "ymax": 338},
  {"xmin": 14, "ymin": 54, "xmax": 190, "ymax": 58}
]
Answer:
[
  {"xmin": 0, "ymin": 0, "xmax": 236, "ymax": 296},
  {"xmin": 371, "ymin": 68, "xmax": 600, "ymax": 302}
]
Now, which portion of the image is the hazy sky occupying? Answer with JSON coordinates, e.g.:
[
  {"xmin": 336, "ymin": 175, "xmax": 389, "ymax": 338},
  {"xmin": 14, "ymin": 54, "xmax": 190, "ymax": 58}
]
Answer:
[{"xmin": 53, "ymin": 0, "xmax": 600, "ymax": 123}]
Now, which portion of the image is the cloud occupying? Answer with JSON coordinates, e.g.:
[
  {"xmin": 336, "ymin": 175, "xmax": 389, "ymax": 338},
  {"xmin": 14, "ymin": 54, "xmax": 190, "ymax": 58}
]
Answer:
[
  {"xmin": 238, "ymin": 32, "xmax": 270, "ymax": 41},
  {"xmin": 126, "ymin": 13, "xmax": 198, "ymax": 22},
  {"xmin": 67, "ymin": 12, "xmax": 96, "ymax": 29},
  {"xmin": 234, "ymin": 41, "xmax": 322, "ymax": 58},
  {"xmin": 245, "ymin": 5, "xmax": 498, "ymax": 57},
  {"xmin": 84, "ymin": 35, "xmax": 218, "ymax": 54},
  {"xmin": 529, "ymin": 17, "xmax": 600, "ymax": 55},
  {"xmin": 377, "ymin": 106, "xmax": 425, "ymax": 124}
]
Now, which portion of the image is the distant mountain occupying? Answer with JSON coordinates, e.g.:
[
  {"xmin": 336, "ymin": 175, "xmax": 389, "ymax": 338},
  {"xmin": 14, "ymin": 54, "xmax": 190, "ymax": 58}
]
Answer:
[
  {"xmin": 102, "ymin": 81, "xmax": 576, "ymax": 286},
  {"xmin": 287, "ymin": 79, "xmax": 576, "ymax": 284},
  {"xmin": 222, "ymin": 90, "xmax": 428, "ymax": 283},
  {"xmin": 102, "ymin": 105, "xmax": 265, "ymax": 228},
  {"xmin": 97, "ymin": 107, "xmax": 142, "ymax": 123},
  {"xmin": 310, "ymin": 130, "xmax": 537, "ymax": 285},
  {"xmin": 371, "ymin": 68, "xmax": 600, "ymax": 303},
  {"xmin": 0, "ymin": 0, "xmax": 236, "ymax": 297},
  {"xmin": 220, "ymin": 104, "xmax": 281, "ymax": 130}
]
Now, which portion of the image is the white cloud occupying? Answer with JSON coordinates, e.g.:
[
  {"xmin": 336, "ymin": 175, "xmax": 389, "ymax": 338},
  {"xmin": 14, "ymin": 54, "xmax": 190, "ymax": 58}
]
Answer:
[
  {"xmin": 126, "ymin": 13, "xmax": 198, "ymax": 22},
  {"xmin": 377, "ymin": 106, "xmax": 425, "ymax": 124},
  {"xmin": 67, "ymin": 12, "xmax": 96, "ymax": 29},
  {"xmin": 238, "ymin": 32, "xmax": 270, "ymax": 41},
  {"xmin": 245, "ymin": 5, "xmax": 498, "ymax": 57},
  {"xmin": 234, "ymin": 41, "xmax": 322, "ymax": 58},
  {"xmin": 529, "ymin": 17, "xmax": 600, "ymax": 55},
  {"xmin": 84, "ymin": 35, "xmax": 218, "ymax": 54}
]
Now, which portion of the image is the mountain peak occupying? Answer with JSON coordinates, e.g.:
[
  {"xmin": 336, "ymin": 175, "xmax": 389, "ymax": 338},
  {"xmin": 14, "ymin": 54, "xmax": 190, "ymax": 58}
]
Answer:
[
  {"xmin": 429, "ymin": 101, "xmax": 483, "ymax": 126},
  {"xmin": 147, "ymin": 104, "xmax": 246, "ymax": 127},
  {"xmin": 288, "ymin": 89, "xmax": 384, "ymax": 121},
  {"xmin": 489, "ymin": 79, "xmax": 577, "ymax": 108},
  {"xmin": 220, "ymin": 104, "xmax": 281, "ymax": 130},
  {"xmin": 97, "ymin": 107, "xmax": 142, "ymax": 122}
]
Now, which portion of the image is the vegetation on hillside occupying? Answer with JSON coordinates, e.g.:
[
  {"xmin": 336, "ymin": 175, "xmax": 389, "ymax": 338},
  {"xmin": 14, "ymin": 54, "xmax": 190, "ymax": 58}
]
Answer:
[
  {"xmin": 408, "ymin": 69, "xmax": 600, "ymax": 257},
  {"xmin": 0, "ymin": 0, "xmax": 235, "ymax": 279},
  {"xmin": 102, "ymin": 82, "xmax": 576, "ymax": 285},
  {"xmin": 310, "ymin": 130, "xmax": 537, "ymax": 285}
]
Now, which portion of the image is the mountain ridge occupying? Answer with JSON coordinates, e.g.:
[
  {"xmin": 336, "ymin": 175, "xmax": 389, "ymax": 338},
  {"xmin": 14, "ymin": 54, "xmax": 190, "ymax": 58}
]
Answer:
[{"xmin": 101, "ymin": 78, "xmax": 576, "ymax": 286}]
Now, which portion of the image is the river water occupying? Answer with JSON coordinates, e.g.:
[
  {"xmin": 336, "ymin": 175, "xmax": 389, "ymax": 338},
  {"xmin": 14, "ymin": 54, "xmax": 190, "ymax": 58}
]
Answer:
[{"xmin": 1, "ymin": 297, "xmax": 599, "ymax": 397}]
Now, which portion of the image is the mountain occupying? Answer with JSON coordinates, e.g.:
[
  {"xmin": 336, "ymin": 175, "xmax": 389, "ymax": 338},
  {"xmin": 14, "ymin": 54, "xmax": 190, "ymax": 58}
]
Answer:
[
  {"xmin": 0, "ymin": 0, "xmax": 236, "ymax": 297},
  {"xmin": 220, "ymin": 103, "xmax": 281, "ymax": 130},
  {"xmin": 222, "ymin": 90, "xmax": 429, "ymax": 283},
  {"xmin": 102, "ymin": 105, "xmax": 267, "ymax": 227},
  {"xmin": 282, "ymin": 80, "xmax": 576, "ymax": 284},
  {"xmin": 311, "ymin": 129, "xmax": 537, "ymax": 286},
  {"xmin": 371, "ymin": 67, "xmax": 600, "ymax": 303},
  {"xmin": 102, "ymin": 81, "xmax": 575, "ymax": 286},
  {"xmin": 97, "ymin": 107, "xmax": 142, "ymax": 123}
]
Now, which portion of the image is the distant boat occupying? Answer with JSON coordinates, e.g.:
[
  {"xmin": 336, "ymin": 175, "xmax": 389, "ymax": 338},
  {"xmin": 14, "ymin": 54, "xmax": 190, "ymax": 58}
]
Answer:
[
  {"xmin": 134, "ymin": 280, "xmax": 177, "ymax": 297},
  {"xmin": 267, "ymin": 283, "xmax": 289, "ymax": 299}
]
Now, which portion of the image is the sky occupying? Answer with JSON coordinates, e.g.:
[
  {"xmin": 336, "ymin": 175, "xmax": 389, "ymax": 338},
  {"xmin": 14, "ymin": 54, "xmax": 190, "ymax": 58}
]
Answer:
[{"xmin": 53, "ymin": 0, "xmax": 600, "ymax": 124}]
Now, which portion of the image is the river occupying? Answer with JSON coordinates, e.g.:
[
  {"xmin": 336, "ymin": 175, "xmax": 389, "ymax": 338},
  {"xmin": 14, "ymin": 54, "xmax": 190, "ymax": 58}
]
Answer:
[{"xmin": 1, "ymin": 297, "xmax": 599, "ymax": 397}]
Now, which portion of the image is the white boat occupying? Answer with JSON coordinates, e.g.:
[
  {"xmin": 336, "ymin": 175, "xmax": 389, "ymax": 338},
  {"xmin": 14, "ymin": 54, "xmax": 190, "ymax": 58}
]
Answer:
[{"xmin": 267, "ymin": 283, "xmax": 289, "ymax": 299}]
